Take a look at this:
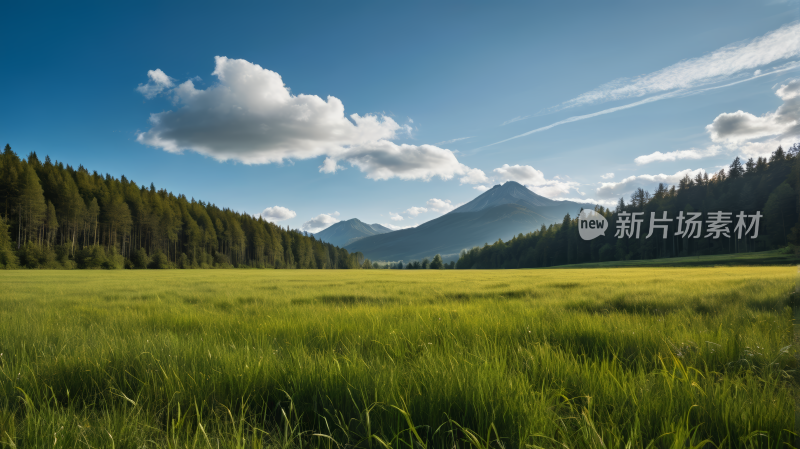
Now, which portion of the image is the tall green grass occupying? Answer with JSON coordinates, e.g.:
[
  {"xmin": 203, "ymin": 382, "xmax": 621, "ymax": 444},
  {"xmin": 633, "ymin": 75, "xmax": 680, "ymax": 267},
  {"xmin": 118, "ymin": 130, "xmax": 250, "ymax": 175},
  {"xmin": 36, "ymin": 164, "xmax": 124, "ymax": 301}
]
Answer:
[{"xmin": 0, "ymin": 268, "xmax": 796, "ymax": 448}]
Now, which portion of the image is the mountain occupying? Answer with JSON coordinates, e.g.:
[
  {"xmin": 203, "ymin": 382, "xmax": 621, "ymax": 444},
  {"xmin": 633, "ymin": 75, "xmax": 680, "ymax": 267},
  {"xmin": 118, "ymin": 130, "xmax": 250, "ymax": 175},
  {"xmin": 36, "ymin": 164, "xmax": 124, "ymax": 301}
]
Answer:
[
  {"xmin": 345, "ymin": 182, "xmax": 595, "ymax": 262},
  {"xmin": 313, "ymin": 218, "xmax": 394, "ymax": 247}
]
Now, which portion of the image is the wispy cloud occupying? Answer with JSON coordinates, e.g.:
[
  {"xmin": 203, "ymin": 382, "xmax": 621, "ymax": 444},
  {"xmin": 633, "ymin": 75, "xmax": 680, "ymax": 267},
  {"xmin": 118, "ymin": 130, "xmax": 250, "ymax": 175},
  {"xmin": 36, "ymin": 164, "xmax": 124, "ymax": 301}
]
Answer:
[
  {"xmin": 477, "ymin": 23, "xmax": 800, "ymax": 152},
  {"xmin": 478, "ymin": 62, "xmax": 800, "ymax": 151},
  {"xmin": 558, "ymin": 22, "xmax": 800, "ymax": 110},
  {"xmin": 500, "ymin": 116, "xmax": 530, "ymax": 126},
  {"xmin": 435, "ymin": 136, "xmax": 474, "ymax": 145},
  {"xmin": 478, "ymin": 93, "xmax": 673, "ymax": 150}
]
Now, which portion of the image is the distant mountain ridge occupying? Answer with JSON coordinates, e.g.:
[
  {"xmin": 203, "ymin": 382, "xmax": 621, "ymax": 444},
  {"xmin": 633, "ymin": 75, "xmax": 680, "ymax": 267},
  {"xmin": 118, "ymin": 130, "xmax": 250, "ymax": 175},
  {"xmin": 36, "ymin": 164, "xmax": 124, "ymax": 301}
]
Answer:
[
  {"xmin": 313, "ymin": 218, "xmax": 393, "ymax": 247},
  {"xmin": 345, "ymin": 182, "xmax": 595, "ymax": 262}
]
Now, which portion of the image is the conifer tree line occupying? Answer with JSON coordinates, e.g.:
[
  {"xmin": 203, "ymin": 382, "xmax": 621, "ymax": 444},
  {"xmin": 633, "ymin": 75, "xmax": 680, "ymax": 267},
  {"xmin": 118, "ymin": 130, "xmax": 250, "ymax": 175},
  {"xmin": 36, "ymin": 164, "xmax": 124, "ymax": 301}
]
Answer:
[
  {"xmin": 0, "ymin": 145, "xmax": 367, "ymax": 269},
  {"xmin": 458, "ymin": 145, "xmax": 800, "ymax": 269}
]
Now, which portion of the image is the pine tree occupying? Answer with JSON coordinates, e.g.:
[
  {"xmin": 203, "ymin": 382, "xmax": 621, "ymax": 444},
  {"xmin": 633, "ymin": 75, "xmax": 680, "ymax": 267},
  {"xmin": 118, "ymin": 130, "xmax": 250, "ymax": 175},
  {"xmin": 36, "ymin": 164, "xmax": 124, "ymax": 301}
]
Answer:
[
  {"xmin": 615, "ymin": 198, "xmax": 625, "ymax": 213},
  {"xmin": 44, "ymin": 201, "xmax": 58, "ymax": 247},
  {"xmin": 729, "ymin": 157, "xmax": 744, "ymax": 179},
  {"xmin": 17, "ymin": 164, "xmax": 47, "ymax": 244},
  {"xmin": 0, "ymin": 216, "xmax": 18, "ymax": 268},
  {"xmin": 0, "ymin": 144, "xmax": 20, "ymax": 219},
  {"xmin": 745, "ymin": 158, "xmax": 756, "ymax": 174}
]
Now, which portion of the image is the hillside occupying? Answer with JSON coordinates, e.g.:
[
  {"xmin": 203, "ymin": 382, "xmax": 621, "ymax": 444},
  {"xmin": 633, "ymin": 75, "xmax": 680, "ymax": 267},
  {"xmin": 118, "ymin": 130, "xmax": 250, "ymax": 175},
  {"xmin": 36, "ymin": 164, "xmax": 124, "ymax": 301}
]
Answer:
[
  {"xmin": 457, "ymin": 146, "xmax": 800, "ymax": 269},
  {"xmin": 0, "ymin": 146, "xmax": 366, "ymax": 270},
  {"xmin": 345, "ymin": 182, "xmax": 595, "ymax": 262},
  {"xmin": 313, "ymin": 218, "xmax": 393, "ymax": 247}
]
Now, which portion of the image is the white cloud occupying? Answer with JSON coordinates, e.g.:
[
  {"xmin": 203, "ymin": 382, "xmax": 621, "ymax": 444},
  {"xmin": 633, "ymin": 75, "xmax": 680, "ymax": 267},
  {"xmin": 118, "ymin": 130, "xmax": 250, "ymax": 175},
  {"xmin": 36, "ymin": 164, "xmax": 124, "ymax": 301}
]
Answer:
[
  {"xmin": 707, "ymin": 110, "xmax": 791, "ymax": 144},
  {"xmin": 389, "ymin": 212, "xmax": 404, "ymax": 221},
  {"xmin": 459, "ymin": 167, "xmax": 490, "ymax": 185},
  {"xmin": 332, "ymin": 142, "xmax": 469, "ymax": 181},
  {"xmin": 776, "ymin": 79, "xmax": 800, "ymax": 100},
  {"xmin": 480, "ymin": 92, "xmax": 676, "ymax": 149},
  {"xmin": 480, "ymin": 25, "xmax": 800, "ymax": 150},
  {"xmin": 319, "ymin": 157, "xmax": 345, "ymax": 173},
  {"xmin": 492, "ymin": 164, "xmax": 581, "ymax": 199},
  {"xmin": 501, "ymin": 115, "xmax": 530, "ymax": 126},
  {"xmin": 596, "ymin": 168, "xmax": 705, "ymax": 199},
  {"xmin": 635, "ymin": 145, "xmax": 723, "ymax": 165},
  {"xmin": 136, "ymin": 69, "xmax": 174, "ymax": 99},
  {"xmin": 404, "ymin": 206, "xmax": 428, "ymax": 217},
  {"xmin": 435, "ymin": 136, "xmax": 473, "ymax": 145},
  {"xmin": 706, "ymin": 79, "xmax": 800, "ymax": 150},
  {"xmin": 737, "ymin": 139, "xmax": 789, "ymax": 159},
  {"xmin": 493, "ymin": 164, "xmax": 546, "ymax": 185},
  {"xmin": 473, "ymin": 185, "xmax": 490, "ymax": 192},
  {"xmin": 302, "ymin": 213, "xmax": 340, "ymax": 233},
  {"xmin": 560, "ymin": 22, "xmax": 800, "ymax": 109},
  {"xmin": 634, "ymin": 80, "xmax": 800, "ymax": 166},
  {"xmin": 552, "ymin": 197, "xmax": 616, "ymax": 207},
  {"xmin": 426, "ymin": 198, "xmax": 455, "ymax": 213},
  {"xmin": 601, "ymin": 172, "xmax": 615, "ymax": 179},
  {"xmin": 137, "ymin": 56, "xmax": 477, "ymax": 182},
  {"xmin": 260, "ymin": 206, "xmax": 296, "ymax": 222},
  {"xmin": 381, "ymin": 223, "xmax": 416, "ymax": 231}
]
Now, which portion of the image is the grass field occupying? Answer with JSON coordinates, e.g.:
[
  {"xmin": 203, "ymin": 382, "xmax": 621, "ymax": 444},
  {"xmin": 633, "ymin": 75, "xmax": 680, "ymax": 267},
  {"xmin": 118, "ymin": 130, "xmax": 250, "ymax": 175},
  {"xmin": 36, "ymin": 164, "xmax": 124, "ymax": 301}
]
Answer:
[
  {"xmin": 0, "ymin": 268, "xmax": 797, "ymax": 448},
  {"xmin": 551, "ymin": 249, "xmax": 800, "ymax": 269}
]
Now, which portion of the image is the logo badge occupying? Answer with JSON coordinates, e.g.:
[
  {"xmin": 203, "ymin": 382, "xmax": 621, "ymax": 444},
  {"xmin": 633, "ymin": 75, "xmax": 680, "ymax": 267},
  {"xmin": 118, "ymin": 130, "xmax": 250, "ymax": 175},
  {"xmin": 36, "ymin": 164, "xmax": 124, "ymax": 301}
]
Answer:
[{"xmin": 578, "ymin": 209, "xmax": 607, "ymax": 240}]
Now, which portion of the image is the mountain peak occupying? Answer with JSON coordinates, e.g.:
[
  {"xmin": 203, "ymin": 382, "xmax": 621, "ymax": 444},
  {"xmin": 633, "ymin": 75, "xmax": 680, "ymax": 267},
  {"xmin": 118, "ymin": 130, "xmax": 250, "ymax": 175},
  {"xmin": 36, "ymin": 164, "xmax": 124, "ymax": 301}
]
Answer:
[
  {"xmin": 313, "ymin": 217, "xmax": 393, "ymax": 247},
  {"xmin": 451, "ymin": 181, "xmax": 557, "ymax": 214}
]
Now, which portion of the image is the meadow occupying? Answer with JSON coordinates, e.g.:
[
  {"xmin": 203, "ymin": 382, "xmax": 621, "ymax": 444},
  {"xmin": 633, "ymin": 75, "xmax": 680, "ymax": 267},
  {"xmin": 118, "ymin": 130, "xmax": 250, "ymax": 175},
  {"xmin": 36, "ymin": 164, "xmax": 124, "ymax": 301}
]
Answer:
[{"xmin": 0, "ymin": 268, "xmax": 796, "ymax": 448}]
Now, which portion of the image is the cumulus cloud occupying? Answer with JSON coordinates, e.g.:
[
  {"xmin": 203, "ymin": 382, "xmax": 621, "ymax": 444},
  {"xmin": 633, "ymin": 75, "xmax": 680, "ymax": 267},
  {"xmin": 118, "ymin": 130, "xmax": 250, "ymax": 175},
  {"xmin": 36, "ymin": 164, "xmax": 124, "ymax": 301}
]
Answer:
[
  {"xmin": 776, "ymin": 79, "xmax": 800, "ymax": 99},
  {"xmin": 137, "ymin": 56, "xmax": 477, "ymax": 182},
  {"xmin": 596, "ymin": 169, "xmax": 705, "ymax": 199},
  {"xmin": 492, "ymin": 164, "xmax": 581, "ymax": 199},
  {"xmin": 136, "ymin": 69, "xmax": 174, "ymax": 99},
  {"xmin": 633, "ymin": 79, "xmax": 800, "ymax": 165},
  {"xmin": 389, "ymin": 212, "xmax": 404, "ymax": 221},
  {"xmin": 426, "ymin": 198, "xmax": 455, "ymax": 213},
  {"xmin": 707, "ymin": 79, "xmax": 800, "ymax": 144},
  {"xmin": 560, "ymin": 22, "xmax": 800, "ymax": 110},
  {"xmin": 459, "ymin": 167, "xmax": 490, "ymax": 185},
  {"xmin": 493, "ymin": 164, "xmax": 546, "ymax": 185},
  {"xmin": 319, "ymin": 157, "xmax": 345, "ymax": 173},
  {"xmin": 405, "ymin": 206, "xmax": 428, "ymax": 217},
  {"xmin": 302, "ymin": 213, "xmax": 340, "ymax": 233},
  {"xmin": 260, "ymin": 206, "xmax": 296, "ymax": 222},
  {"xmin": 473, "ymin": 185, "xmax": 490, "ymax": 192},
  {"xmin": 635, "ymin": 145, "xmax": 723, "ymax": 165},
  {"xmin": 601, "ymin": 173, "xmax": 614, "ymax": 179},
  {"xmin": 737, "ymin": 139, "xmax": 789, "ymax": 159},
  {"xmin": 332, "ymin": 142, "xmax": 468, "ymax": 181}
]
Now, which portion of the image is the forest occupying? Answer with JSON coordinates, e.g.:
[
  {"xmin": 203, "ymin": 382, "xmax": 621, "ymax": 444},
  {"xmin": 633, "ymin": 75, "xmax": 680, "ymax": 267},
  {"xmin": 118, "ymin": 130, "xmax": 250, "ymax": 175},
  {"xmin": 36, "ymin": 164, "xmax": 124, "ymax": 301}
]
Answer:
[
  {"xmin": 0, "ymin": 144, "xmax": 370, "ymax": 269},
  {"xmin": 457, "ymin": 144, "xmax": 800, "ymax": 269}
]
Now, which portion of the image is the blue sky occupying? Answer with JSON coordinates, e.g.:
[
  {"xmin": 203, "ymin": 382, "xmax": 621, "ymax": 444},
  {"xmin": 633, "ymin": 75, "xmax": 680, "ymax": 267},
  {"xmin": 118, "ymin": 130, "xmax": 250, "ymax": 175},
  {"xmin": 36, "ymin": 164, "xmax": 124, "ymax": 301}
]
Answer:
[{"xmin": 2, "ymin": 1, "xmax": 799, "ymax": 232}]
